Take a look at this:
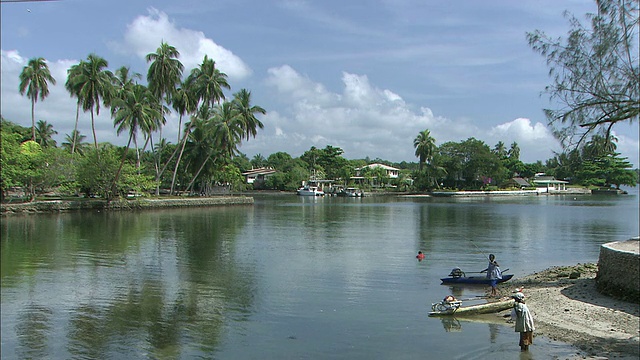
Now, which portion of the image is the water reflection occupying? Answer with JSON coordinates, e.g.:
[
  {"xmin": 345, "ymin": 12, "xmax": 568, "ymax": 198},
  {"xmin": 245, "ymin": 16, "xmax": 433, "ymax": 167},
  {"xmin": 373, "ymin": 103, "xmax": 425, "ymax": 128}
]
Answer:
[{"xmin": 1, "ymin": 193, "xmax": 638, "ymax": 359}]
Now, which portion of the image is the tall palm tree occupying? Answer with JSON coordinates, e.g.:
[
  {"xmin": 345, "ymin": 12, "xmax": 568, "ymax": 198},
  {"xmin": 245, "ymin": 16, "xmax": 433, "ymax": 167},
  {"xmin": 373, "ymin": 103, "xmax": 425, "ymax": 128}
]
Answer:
[
  {"xmin": 35, "ymin": 120, "xmax": 57, "ymax": 148},
  {"xmin": 146, "ymin": 42, "xmax": 184, "ymax": 194},
  {"xmin": 414, "ymin": 129, "xmax": 436, "ymax": 171},
  {"xmin": 65, "ymin": 61, "xmax": 86, "ymax": 155},
  {"xmin": 212, "ymin": 101, "xmax": 243, "ymax": 158},
  {"xmin": 187, "ymin": 55, "xmax": 230, "ymax": 107},
  {"xmin": 183, "ymin": 106, "xmax": 218, "ymax": 193},
  {"xmin": 19, "ymin": 57, "xmax": 56, "ymax": 141},
  {"xmin": 232, "ymin": 89, "xmax": 266, "ymax": 140},
  {"xmin": 171, "ymin": 81, "xmax": 198, "ymax": 143},
  {"xmin": 146, "ymin": 42, "xmax": 184, "ymax": 136},
  {"xmin": 72, "ymin": 54, "xmax": 114, "ymax": 150},
  {"xmin": 168, "ymin": 81, "xmax": 198, "ymax": 194},
  {"xmin": 111, "ymin": 83, "xmax": 161, "ymax": 197}
]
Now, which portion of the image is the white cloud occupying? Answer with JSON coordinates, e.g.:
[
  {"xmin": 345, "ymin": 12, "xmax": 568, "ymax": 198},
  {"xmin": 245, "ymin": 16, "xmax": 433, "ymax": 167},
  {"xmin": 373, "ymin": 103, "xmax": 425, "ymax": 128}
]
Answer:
[{"xmin": 111, "ymin": 7, "xmax": 252, "ymax": 80}]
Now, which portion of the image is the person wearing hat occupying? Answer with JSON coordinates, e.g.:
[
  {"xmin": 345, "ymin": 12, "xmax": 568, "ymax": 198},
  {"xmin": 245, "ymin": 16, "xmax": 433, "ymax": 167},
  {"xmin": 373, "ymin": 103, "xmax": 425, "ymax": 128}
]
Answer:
[{"xmin": 511, "ymin": 292, "xmax": 535, "ymax": 351}]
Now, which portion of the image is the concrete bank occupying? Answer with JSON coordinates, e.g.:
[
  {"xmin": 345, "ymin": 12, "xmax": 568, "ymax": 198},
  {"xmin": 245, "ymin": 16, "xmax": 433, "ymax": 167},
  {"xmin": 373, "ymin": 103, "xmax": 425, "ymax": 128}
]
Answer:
[
  {"xmin": 1, "ymin": 196, "xmax": 254, "ymax": 216},
  {"xmin": 596, "ymin": 237, "xmax": 640, "ymax": 302}
]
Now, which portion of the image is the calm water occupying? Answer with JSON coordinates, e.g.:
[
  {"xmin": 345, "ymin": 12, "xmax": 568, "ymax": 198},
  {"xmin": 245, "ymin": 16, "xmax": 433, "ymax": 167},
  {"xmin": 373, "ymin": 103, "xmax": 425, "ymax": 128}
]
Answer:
[{"xmin": 1, "ymin": 190, "xmax": 638, "ymax": 359}]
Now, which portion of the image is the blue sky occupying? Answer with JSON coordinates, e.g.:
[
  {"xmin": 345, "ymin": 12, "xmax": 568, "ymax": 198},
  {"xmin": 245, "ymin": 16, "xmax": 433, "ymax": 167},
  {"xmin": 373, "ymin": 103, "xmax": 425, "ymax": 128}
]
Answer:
[{"xmin": 1, "ymin": 0, "xmax": 638, "ymax": 167}]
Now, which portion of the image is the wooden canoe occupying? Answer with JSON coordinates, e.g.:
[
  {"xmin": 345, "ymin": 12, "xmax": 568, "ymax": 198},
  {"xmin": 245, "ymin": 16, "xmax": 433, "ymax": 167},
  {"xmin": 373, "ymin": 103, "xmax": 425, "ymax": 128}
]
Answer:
[
  {"xmin": 440, "ymin": 274, "xmax": 514, "ymax": 285},
  {"xmin": 429, "ymin": 299, "xmax": 514, "ymax": 317}
]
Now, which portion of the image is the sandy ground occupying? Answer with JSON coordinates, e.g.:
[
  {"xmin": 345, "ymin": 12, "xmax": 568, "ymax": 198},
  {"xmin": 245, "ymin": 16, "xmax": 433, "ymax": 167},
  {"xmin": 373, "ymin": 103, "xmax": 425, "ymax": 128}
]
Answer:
[{"xmin": 492, "ymin": 263, "xmax": 640, "ymax": 359}]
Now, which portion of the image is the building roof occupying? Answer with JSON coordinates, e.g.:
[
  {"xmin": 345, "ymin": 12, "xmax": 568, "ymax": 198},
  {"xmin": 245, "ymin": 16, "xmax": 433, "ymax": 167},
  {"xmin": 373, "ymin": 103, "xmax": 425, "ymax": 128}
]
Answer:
[
  {"xmin": 241, "ymin": 167, "xmax": 277, "ymax": 176},
  {"xmin": 358, "ymin": 163, "xmax": 399, "ymax": 171},
  {"xmin": 512, "ymin": 177, "xmax": 531, "ymax": 187}
]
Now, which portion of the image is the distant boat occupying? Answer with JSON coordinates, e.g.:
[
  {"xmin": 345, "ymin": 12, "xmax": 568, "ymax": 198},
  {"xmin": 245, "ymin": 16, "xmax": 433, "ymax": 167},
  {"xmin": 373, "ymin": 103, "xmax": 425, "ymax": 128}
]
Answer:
[
  {"xmin": 297, "ymin": 185, "xmax": 325, "ymax": 196},
  {"xmin": 337, "ymin": 187, "xmax": 364, "ymax": 197}
]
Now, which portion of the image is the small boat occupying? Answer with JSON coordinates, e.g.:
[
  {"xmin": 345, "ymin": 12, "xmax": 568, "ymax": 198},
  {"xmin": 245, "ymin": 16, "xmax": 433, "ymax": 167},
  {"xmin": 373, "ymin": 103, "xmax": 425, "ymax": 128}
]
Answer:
[
  {"xmin": 297, "ymin": 185, "xmax": 325, "ymax": 196},
  {"xmin": 337, "ymin": 187, "xmax": 364, "ymax": 197},
  {"xmin": 429, "ymin": 298, "xmax": 514, "ymax": 317},
  {"xmin": 440, "ymin": 274, "xmax": 513, "ymax": 285},
  {"xmin": 440, "ymin": 267, "xmax": 513, "ymax": 285}
]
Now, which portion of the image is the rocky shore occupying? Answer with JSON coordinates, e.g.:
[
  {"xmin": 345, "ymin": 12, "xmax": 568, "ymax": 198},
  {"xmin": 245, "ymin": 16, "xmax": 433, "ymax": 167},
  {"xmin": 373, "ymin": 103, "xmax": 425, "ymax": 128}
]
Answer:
[
  {"xmin": 0, "ymin": 196, "xmax": 254, "ymax": 215},
  {"xmin": 494, "ymin": 263, "xmax": 640, "ymax": 359}
]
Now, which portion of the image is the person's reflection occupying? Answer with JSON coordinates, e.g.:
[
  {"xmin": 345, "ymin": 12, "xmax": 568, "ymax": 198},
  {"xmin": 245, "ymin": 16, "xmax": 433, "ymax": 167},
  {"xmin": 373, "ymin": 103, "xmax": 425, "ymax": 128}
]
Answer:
[
  {"xmin": 488, "ymin": 323, "xmax": 499, "ymax": 343},
  {"xmin": 441, "ymin": 317, "xmax": 461, "ymax": 332},
  {"xmin": 448, "ymin": 286, "xmax": 464, "ymax": 298}
]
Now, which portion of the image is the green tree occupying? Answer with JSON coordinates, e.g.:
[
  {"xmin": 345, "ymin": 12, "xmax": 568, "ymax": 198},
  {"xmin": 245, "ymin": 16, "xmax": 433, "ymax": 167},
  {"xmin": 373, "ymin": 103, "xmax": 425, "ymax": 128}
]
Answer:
[
  {"xmin": 232, "ymin": 89, "xmax": 266, "ymax": 140},
  {"xmin": 65, "ymin": 61, "xmax": 85, "ymax": 155},
  {"xmin": 251, "ymin": 154, "xmax": 267, "ymax": 168},
  {"xmin": 71, "ymin": 54, "xmax": 114, "ymax": 150},
  {"xmin": 527, "ymin": 0, "xmax": 639, "ymax": 148},
  {"xmin": 19, "ymin": 140, "xmax": 46, "ymax": 200},
  {"xmin": 19, "ymin": 57, "xmax": 56, "ymax": 141},
  {"xmin": 111, "ymin": 83, "xmax": 161, "ymax": 199},
  {"xmin": 187, "ymin": 55, "xmax": 230, "ymax": 107},
  {"xmin": 35, "ymin": 120, "xmax": 58, "ymax": 148},
  {"xmin": 413, "ymin": 129, "xmax": 436, "ymax": 171},
  {"xmin": 62, "ymin": 130, "xmax": 88, "ymax": 155},
  {"xmin": 146, "ymin": 42, "xmax": 184, "ymax": 137}
]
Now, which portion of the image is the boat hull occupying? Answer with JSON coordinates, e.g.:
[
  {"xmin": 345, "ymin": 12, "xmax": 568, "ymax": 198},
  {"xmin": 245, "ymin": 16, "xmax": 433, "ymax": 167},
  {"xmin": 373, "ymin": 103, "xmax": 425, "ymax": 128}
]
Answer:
[
  {"xmin": 429, "ymin": 299, "xmax": 514, "ymax": 317},
  {"xmin": 440, "ymin": 274, "xmax": 513, "ymax": 285}
]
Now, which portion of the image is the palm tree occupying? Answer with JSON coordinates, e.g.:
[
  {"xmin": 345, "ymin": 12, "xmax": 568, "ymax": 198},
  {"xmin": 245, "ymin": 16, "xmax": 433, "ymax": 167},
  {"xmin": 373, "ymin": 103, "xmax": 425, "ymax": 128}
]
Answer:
[
  {"xmin": 146, "ymin": 42, "xmax": 184, "ymax": 136},
  {"xmin": 171, "ymin": 81, "xmax": 198, "ymax": 143},
  {"xmin": 232, "ymin": 89, "xmax": 266, "ymax": 140},
  {"xmin": 414, "ymin": 129, "xmax": 436, "ymax": 171},
  {"xmin": 111, "ymin": 83, "xmax": 161, "ymax": 198},
  {"xmin": 187, "ymin": 55, "xmax": 230, "ymax": 107},
  {"xmin": 212, "ymin": 101, "xmax": 243, "ymax": 158},
  {"xmin": 65, "ymin": 61, "xmax": 86, "ymax": 155},
  {"xmin": 35, "ymin": 120, "xmax": 57, "ymax": 148},
  {"xmin": 183, "ymin": 106, "xmax": 218, "ymax": 193},
  {"xmin": 146, "ymin": 42, "xmax": 184, "ymax": 194},
  {"xmin": 168, "ymin": 81, "xmax": 198, "ymax": 194},
  {"xmin": 62, "ymin": 130, "xmax": 88, "ymax": 155},
  {"xmin": 19, "ymin": 57, "xmax": 56, "ymax": 141},
  {"xmin": 72, "ymin": 54, "xmax": 114, "ymax": 150}
]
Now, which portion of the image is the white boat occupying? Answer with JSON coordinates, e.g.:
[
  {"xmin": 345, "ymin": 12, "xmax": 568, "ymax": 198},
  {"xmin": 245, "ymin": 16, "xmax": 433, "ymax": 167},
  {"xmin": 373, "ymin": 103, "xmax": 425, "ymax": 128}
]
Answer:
[
  {"xmin": 297, "ymin": 185, "xmax": 325, "ymax": 196},
  {"xmin": 337, "ymin": 187, "xmax": 364, "ymax": 197}
]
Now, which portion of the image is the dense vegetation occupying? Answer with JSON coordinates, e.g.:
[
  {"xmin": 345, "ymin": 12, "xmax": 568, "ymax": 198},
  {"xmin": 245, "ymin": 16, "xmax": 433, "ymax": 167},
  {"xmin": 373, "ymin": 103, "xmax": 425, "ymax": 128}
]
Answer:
[{"xmin": 2, "ymin": 115, "xmax": 637, "ymax": 203}]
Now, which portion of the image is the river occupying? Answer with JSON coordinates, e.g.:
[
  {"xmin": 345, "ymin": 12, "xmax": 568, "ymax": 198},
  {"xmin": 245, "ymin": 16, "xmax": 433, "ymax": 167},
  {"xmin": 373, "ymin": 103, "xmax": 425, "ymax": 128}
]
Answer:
[{"xmin": 1, "ymin": 189, "xmax": 638, "ymax": 359}]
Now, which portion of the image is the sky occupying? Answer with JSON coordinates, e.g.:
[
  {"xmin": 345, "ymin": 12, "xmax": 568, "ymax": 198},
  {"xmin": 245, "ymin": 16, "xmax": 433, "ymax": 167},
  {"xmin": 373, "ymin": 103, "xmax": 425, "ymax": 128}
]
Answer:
[{"xmin": 1, "ymin": 0, "xmax": 638, "ymax": 167}]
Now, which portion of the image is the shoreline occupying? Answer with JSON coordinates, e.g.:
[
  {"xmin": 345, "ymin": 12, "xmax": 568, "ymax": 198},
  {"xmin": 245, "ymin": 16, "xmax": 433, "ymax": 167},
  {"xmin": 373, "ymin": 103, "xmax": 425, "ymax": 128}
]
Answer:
[
  {"xmin": 492, "ymin": 263, "xmax": 639, "ymax": 359},
  {"xmin": 0, "ymin": 196, "xmax": 254, "ymax": 216}
]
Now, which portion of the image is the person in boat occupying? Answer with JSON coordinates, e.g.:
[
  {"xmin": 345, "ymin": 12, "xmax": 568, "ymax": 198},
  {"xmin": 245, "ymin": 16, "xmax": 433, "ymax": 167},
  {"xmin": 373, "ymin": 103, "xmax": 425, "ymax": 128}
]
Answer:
[
  {"xmin": 480, "ymin": 254, "xmax": 502, "ymax": 297},
  {"xmin": 416, "ymin": 251, "xmax": 425, "ymax": 260},
  {"xmin": 510, "ymin": 292, "xmax": 535, "ymax": 351}
]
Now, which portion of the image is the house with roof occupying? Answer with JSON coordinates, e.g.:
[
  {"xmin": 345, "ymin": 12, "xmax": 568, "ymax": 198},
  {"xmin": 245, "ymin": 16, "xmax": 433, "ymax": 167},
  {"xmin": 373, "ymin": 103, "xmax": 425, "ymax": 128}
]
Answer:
[
  {"xmin": 532, "ymin": 175, "xmax": 569, "ymax": 192},
  {"xmin": 356, "ymin": 163, "xmax": 400, "ymax": 179},
  {"xmin": 508, "ymin": 177, "xmax": 532, "ymax": 189},
  {"xmin": 242, "ymin": 167, "xmax": 277, "ymax": 186}
]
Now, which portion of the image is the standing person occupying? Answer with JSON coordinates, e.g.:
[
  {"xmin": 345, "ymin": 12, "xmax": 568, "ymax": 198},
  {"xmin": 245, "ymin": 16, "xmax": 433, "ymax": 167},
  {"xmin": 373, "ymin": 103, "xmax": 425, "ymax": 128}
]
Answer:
[
  {"xmin": 511, "ymin": 292, "xmax": 535, "ymax": 351},
  {"xmin": 480, "ymin": 254, "xmax": 502, "ymax": 297}
]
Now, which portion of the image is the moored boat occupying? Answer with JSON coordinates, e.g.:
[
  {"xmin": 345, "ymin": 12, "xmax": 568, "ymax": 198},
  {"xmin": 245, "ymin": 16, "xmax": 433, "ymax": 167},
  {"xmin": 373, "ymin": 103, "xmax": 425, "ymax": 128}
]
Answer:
[
  {"xmin": 297, "ymin": 185, "xmax": 325, "ymax": 196},
  {"xmin": 337, "ymin": 187, "xmax": 364, "ymax": 197}
]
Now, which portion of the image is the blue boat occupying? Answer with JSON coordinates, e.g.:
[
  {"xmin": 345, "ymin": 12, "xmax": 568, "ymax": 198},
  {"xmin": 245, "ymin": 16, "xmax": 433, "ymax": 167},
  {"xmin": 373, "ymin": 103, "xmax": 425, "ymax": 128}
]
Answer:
[{"xmin": 440, "ymin": 274, "xmax": 514, "ymax": 285}]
